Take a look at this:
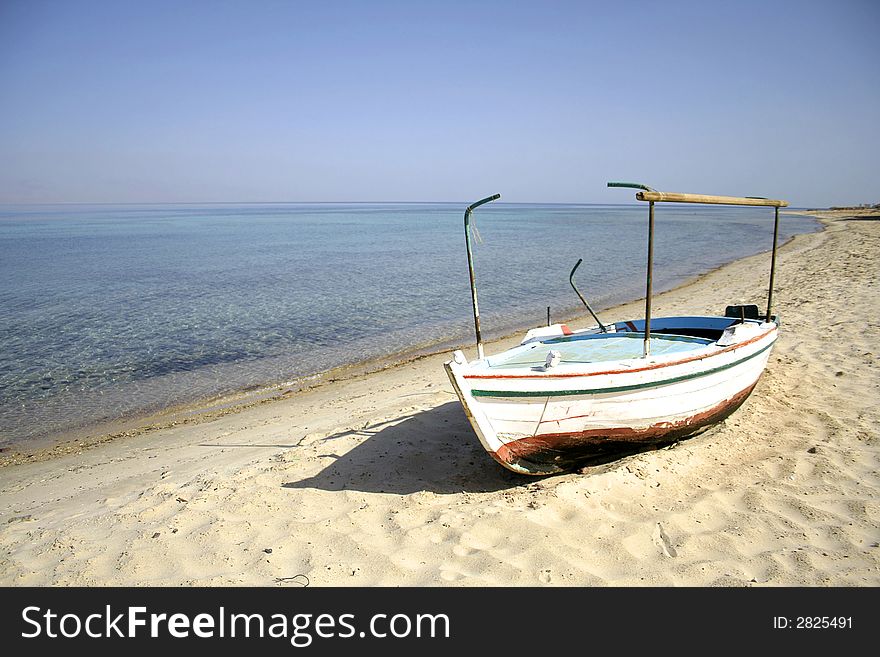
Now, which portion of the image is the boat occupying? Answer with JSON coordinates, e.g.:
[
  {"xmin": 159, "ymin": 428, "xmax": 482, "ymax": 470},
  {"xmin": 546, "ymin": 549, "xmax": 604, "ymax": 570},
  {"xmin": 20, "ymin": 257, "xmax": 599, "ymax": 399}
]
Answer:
[{"xmin": 444, "ymin": 183, "xmax": 788, "ymax": 475}]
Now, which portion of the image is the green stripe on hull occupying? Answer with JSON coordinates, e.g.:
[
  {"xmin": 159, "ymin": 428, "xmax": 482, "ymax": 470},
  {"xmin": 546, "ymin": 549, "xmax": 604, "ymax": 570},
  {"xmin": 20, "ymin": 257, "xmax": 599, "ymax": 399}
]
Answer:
[{"xmin": 470, "ymin": 342, "xmax": 774, "ymax": 398}]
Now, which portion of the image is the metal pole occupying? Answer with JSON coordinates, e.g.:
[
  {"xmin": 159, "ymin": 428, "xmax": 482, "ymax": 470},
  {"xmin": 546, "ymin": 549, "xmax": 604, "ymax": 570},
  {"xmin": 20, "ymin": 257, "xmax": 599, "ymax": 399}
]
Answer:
[
  {"xmin": 464, "ymin": 207, "xmax": 484, "ymax": 360},
  {"xmin": 766, "ymin": 205, "xmax": 779, "ymax": 322},
  {"xmin": 569, "ymin": 258, "xmax": 608, "ymax": 332},
  {"xmin": 463, "ymin": 194, "xmax": 500, "ymax": 360},
  {"xmin": 644, "ymin": 201, "xmax": 654, "ymax": 357}
]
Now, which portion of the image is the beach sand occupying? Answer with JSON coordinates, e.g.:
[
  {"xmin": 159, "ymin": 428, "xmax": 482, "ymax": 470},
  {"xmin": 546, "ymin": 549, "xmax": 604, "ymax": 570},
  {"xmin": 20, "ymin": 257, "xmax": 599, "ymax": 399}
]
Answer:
[{"xmin": 1, "ymin": 209, "xmax": 878, "ymax": 586}]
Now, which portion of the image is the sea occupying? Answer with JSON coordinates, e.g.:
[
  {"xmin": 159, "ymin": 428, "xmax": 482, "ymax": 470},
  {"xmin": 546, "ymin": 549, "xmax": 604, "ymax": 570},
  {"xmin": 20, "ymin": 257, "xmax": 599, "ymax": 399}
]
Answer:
[{"xmin": 0, "ymin": 202, "xmax": 819, "ymax": 448}]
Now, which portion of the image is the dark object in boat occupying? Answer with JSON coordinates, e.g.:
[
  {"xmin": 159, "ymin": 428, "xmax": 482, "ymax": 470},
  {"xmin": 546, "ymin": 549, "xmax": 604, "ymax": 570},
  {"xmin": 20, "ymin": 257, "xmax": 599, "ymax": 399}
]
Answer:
[{"xmin": 725, "ymin": 304, "xmax": 761, "ymax": 321}]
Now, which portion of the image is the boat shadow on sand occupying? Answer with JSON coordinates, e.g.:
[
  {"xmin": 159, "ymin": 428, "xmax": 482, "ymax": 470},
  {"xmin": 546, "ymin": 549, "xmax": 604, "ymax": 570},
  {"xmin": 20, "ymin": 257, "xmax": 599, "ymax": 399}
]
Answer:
[{"xmin": 281, "ymin": 401, "xmax": 660, "ymax": 495}]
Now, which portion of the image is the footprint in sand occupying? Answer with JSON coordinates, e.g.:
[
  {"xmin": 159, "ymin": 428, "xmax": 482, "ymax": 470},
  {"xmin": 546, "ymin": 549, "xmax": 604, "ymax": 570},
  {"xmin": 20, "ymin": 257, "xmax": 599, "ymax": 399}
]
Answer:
[
  {"xmin": 538, "ymin": 569, "xmax": 552, "ymax": 584},
  {"xmin": 440, "ymin": 569, "xmax": 464, "ymax": 582},
  {"xmin": 652, "ymin": 522, "xmax": 678, "ymax": 558},
  {"xmin": 458, "ymin": 527, "xmax": 505, "ymax": 552},
  {"xmin": 452, "ymin": 544, "xmax": 475, "ymax": 557}
]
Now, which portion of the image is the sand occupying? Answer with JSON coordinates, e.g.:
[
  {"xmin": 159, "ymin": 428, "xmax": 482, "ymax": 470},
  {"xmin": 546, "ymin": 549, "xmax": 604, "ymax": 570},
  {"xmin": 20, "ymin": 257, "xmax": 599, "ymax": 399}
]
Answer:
[{"xmin": 1, "ymin": 209, "xmax": 878, "ymax": 586}]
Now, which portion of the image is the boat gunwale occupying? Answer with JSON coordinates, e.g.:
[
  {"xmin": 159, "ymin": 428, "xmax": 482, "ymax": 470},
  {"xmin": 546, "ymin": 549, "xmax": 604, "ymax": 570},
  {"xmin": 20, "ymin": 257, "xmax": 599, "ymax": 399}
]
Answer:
[
  {"xmin": 468, "ymin": 339, "xmax": 774, "ymax": 397},
  {"xmin": 461, "ymin": 324, "xmax": 777, "ymax": 380}
]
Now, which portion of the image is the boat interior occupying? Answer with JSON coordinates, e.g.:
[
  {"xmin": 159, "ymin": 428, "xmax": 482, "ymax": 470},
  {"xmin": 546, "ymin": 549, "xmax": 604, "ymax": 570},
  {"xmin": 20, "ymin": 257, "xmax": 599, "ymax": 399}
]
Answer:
[{"xmin": 480, "ymin": 313, "xmax": 766, "ymax": 371}]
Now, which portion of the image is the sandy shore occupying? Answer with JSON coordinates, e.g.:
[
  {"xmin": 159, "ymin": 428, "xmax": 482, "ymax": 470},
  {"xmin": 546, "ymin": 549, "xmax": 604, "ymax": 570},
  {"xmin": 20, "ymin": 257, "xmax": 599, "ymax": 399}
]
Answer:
[{"xmin": 1, "ymin": 209, "xmax": 878, "ymax": 586}]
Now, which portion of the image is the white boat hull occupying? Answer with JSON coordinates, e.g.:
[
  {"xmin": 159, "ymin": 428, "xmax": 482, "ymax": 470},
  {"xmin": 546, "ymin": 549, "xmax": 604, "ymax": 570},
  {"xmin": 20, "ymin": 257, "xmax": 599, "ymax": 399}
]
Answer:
[{"xmin": 445, "ymin": 318, "xmax": 777, "ymax": 474}]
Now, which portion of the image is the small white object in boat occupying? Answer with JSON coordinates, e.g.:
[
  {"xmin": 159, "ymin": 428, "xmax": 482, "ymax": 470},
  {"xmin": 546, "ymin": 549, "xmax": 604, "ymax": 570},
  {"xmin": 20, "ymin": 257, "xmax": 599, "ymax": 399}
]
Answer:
[{"xmin": 543, "ymin": 350, "xmax": 561, "ymax": 369}]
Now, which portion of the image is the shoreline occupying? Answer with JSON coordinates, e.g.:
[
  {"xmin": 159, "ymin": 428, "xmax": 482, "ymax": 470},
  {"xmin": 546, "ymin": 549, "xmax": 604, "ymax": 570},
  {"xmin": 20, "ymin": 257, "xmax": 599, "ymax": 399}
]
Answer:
[
  {"xmin": 0, "ymin": 212, "xmax": 822, "ymax": 466},
  {"xmin": 1, "ymin": 207, "xmax": 877, "ymax": 586}
]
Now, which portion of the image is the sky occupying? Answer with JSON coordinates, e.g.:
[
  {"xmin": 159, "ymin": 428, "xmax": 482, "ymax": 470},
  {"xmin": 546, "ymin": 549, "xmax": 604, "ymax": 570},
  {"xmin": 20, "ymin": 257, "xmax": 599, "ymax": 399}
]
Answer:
[{"xmin": 0, "ymin": 0, "xmax": 878, "ymax": 207}]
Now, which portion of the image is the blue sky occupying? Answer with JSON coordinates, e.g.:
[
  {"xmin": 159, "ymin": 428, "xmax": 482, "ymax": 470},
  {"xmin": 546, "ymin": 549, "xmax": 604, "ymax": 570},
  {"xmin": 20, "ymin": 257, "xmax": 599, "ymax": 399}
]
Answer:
[{"xmin": 1, "ymin": 0, "xmax": 877, "ymax": 206}]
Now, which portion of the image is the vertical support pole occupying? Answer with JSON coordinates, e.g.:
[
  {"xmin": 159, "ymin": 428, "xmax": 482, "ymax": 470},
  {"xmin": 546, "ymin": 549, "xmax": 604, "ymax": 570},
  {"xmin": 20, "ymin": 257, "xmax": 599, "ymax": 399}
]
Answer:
[
  {"xmin": 463, "ymin": 194, "xmax": 499, "ymax": 360},
  {"xmin": 643, "ymin": 201, "xmax": 655, "ymax": 357},
  {"xmin": 547, "ymin": 306, "xmax": 551, "ymax": 327},
  {"xmin": 766, "ymin": 205, "xmax": 779, "ymax": 323},
  {"xmin": 464, "ymin": 207, "xmax": 484, "ymax": 360}
]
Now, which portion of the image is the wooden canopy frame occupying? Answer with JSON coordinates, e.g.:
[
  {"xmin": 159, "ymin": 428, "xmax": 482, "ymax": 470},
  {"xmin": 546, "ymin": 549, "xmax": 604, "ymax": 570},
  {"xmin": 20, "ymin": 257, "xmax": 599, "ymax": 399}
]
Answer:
[{"xmin": 608, "ymin": 183, "xmax": 789, "ymax": 357}]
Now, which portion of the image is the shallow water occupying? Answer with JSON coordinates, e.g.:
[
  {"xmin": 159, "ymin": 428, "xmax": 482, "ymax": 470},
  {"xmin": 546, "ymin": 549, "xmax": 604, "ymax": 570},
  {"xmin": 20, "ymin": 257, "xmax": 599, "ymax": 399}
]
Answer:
[{"xmin": 0, "ymin": 202, "xmax": 818, "ymax": 446}]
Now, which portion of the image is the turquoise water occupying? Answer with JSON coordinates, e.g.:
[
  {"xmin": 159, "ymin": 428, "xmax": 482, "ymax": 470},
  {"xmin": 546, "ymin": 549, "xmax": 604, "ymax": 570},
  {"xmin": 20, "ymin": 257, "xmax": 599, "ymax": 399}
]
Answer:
[{"xmin": 0, "ymin": 202, "xmax": 818, "ymax": 446}]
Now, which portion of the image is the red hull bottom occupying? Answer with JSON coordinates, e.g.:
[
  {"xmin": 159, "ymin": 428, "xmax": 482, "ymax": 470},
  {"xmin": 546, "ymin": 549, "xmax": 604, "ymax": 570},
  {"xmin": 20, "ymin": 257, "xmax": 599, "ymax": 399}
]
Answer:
[{"xmin": 491, "ymin": 383, "xmax": 758, "ymax": 475}]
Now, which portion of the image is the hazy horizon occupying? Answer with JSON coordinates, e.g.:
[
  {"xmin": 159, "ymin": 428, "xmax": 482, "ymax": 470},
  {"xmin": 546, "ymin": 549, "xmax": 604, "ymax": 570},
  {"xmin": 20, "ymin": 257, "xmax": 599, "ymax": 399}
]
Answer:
[{"xmin": 2, "ymin": 1, "xmax": 878, "ymax": 208}]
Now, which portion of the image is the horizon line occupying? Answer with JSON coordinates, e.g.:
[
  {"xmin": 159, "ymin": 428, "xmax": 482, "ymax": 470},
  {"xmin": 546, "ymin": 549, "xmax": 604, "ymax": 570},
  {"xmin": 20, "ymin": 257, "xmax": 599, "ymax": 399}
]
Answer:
[{"xmin": 0, "ymin": 200, "xmax": 649, "ymax": 207}]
